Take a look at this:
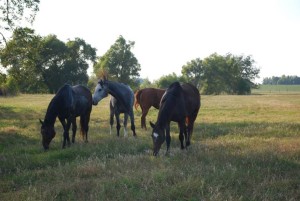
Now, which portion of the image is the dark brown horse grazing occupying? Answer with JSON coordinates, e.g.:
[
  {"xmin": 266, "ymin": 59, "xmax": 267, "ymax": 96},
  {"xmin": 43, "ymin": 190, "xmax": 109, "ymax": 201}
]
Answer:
[
  {"xmin": 39, "ymin": 84, "xmax": 92, "ymax": 150},
  {"xmin": 150, "ymin": 82, "xmax": 201, "ymax": 156},
  {"xmin": 134, "ymin": 88, "xmax": 165, "ymax": 129}
]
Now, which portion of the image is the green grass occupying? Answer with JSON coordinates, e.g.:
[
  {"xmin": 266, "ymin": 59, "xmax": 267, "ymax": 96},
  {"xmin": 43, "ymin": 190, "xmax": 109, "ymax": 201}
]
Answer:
[{"xmin": 0, "ymin": 94, "xmax": 300, "ymax": 200}]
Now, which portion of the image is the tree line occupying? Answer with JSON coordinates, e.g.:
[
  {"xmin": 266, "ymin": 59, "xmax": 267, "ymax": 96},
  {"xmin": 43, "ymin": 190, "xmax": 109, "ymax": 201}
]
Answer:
[
  {"xmin": 0, "ymin": 0, "xmax": 261, "ymax": 95},
  {"xmin": 0, "ymin": 28, "xmax": 261, "ymax": 95},
  {"xmin": 263, "ymin": 75, "xmax": 300, "ymax": 85}
]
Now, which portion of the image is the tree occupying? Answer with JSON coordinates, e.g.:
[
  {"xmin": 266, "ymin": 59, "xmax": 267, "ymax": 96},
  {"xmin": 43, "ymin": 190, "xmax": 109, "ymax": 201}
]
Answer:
[
  {"xmin": 0, "ymin": 0, "xmax": 40, "ymax": 46},
  {"xmin": 201, "ymin": 53, "xmax": 228, "ymax": 94},
  {"xmin": 0, "ymin": 27, "xmax": 45, "ymax": 92},
  {"xmin": 154, "ymin": 73, "xmax": 186, "ymax": 89},
  {"xmin": 94, "ymin": 35, "xmax": 141, "ymax": 87},
  {"xmin": 197, "ymin": 53, "xmax": 259, "ymax": 95},
  {"xmin": 181, "ymin": 58, "xmax": 204, "ymax": 89},
  {"xmin": 38, "ymin": 36, "xmax": 97, "ymax": 93},
  {"xmin": 0, "ymin": 29, "xmax": 97, "ymax": 93},
  {"xmin": 264, "ymin": 75, "xmax": 300, "ymax": 85}
]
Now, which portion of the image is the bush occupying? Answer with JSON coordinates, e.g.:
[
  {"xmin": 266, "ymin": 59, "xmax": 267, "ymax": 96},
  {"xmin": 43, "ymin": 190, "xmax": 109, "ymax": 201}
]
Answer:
[{"xmin": 5, "ymin": 77, "xmax": 19, "ymax": 96}]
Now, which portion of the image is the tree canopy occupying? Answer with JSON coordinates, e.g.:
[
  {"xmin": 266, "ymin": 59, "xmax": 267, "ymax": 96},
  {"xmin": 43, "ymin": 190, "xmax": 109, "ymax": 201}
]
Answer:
[
  {"xmin": 0, "ymin": 28, "xmax": 96, "ymax": 93},
  {"xmin": 263, "ymin": 75, "xmax": 300, "ymax": 85},
  {"xmin": 154, "ymin": 73, "xmax": 185, "ymax": 89},
  {"xmin": 94, "ymin": 35, "xmax": 141, "ymax": 88},
  {"xmin": 181, "ymin": 58, "xmax": 203, "ymax": 89},
  {"xmin": 182, "ymin": 53, "xmax": 260, "ymax": 95},
  {"xmin": 0, "ymin": 0, "xmax": 40, "ymax": 46}
]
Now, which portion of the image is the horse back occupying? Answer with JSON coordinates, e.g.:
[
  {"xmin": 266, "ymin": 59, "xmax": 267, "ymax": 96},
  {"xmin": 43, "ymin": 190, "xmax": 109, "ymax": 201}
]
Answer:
[
  {"xmin": 52, "ymin": 84, "xmax": 75, "ymax": 117},
  {"xmin": 181, "ymin": 83, "xmax": 201, "ymax": 117},
  {"xmin": 138, "ymin": 88, "xmax": 165, "ymax": 110},
  {"xmin": 167, "ymin": 83, "xmax": 200, "ymax": 122},
  {"xmin": 72, "ymin": 85, "xmax": 93, "ymax": 116}
]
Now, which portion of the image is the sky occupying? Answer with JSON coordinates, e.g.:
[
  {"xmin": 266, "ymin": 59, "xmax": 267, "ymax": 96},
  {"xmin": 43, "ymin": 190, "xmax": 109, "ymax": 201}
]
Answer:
[{"xmin": 32, "ymin": 0, "xmax": 300, "ymax": 83}]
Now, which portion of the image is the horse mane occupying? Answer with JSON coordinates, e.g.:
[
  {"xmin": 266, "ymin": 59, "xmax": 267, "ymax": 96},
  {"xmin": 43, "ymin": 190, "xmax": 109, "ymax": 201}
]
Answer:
[
  {"xmin": 157, "ymin": 82, "xmax": 182, "ymax": 127},
  {"xmin": 162, "ymin": 82, "xmax": 181, "ymax": 100},
  {"xmin": 106, "ymin": 80, "xmax": 133, "ymax": 109}
]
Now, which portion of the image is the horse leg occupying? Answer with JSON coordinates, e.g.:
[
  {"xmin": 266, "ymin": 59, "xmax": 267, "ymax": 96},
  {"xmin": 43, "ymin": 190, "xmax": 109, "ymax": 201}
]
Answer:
[
  {"xmin": 71, "ymin": 118, "xmax": 77, "ymax": 143},
  {"xmin": 59, "ymin": 116, "xmax": 71, "ymax": 148},
  {"xmin": 65, "ymin": 117, "xmax": 73, "ymax": 147},
  {"xmin": 115, "ymin": 112, "xmax": 121, "ymax": 137},
  {"xmin": 109, "ymin": 108, "xmax": 114, "ymax": 135},
  {"xmin": 186, "ymin": 122, "xmax": 194, "ymax": 147},
  {"xmin": 129, "ymin": 110, "xmax": 136, "ymax": 137},
  {"xmin": 58, "ymin": 116, "xmax": 67, "ymax": 148},
  {"xmin": 141, "ymin": 107, "xmax": 149, "ymax": 130},
  {"xmin": 165, "ymin": 124, "xmax": 171, "ymax": 154},
  {"xmin": 123, "ymin": 113, "xmax": 128, "ymax": 137}
]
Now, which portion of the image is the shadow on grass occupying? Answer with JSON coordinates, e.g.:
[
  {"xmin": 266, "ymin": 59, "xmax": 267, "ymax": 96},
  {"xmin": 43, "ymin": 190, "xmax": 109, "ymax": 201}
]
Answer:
[{"xmin": 0, "ymin": 105, "xmax": 41, "ymax": 122}]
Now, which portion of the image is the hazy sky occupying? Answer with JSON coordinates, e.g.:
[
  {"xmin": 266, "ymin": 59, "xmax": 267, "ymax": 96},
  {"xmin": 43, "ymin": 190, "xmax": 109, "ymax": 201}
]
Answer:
[{"xmin": 32, "ymin": 0, "xmax": 300, "ymax": 83}]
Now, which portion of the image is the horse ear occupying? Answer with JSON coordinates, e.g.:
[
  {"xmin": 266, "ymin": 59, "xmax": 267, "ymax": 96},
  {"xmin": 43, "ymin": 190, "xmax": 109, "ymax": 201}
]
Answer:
[
  {"xmin": 150, "ymin": 121, "xmax": 155, "ymax": 129},
  {"xmin": 39, "ymin": 119, "xmax": 44, "ymax": 125}
]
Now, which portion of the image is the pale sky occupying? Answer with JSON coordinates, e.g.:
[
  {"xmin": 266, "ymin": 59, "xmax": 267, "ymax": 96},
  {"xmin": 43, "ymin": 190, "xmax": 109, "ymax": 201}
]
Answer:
[{"xmin": 32, "ymin": 0, "xmax": 300, "ymax": 83}]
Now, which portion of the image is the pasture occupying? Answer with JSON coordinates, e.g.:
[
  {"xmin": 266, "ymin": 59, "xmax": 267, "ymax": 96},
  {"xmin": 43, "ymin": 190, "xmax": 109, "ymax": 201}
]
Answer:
[
  {"xmin": 0, "ymin": 94, "xmax": 300, "ymax": 200},
  {"xmin": 253, "ymin": 84, "xmax": 300, "ymax": 94}
]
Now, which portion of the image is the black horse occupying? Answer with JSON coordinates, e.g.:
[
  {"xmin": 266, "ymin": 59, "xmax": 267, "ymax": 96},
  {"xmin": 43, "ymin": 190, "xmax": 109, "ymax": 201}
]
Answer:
[
  {"xmin": 40, "ymin": 84, "xmax": 92, "ymax": 150},
  {"xmin": 150, "ymin": 81, "xmax": 201, "ymax": 156}
]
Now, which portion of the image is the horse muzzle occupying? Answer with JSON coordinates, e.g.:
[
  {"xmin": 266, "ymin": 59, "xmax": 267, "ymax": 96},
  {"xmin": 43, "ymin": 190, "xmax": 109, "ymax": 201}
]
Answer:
[{"xmin": 92, "ymin": 100, "xmax": 98, "ymax": 105}]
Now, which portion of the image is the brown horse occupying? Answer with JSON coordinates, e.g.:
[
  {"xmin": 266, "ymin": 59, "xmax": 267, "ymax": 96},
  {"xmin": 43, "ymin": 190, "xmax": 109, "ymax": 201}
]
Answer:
[{"xmin": 134, "ymin": 88, "xmax": 165, "ymax": 129}]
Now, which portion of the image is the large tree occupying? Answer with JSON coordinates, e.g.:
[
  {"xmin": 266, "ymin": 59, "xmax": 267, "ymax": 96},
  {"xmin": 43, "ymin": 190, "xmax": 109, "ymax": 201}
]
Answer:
[
  {"xmin": 0, "ymin": 28, "xmax": 97, "ymax": 93},
  {"xmin": 38, "ymin": 36, "xmax": 97, "ymax": 92},
  {"xmin": 94, "ymin": 35, "xmax": 141, "ymax": 87},
  {"xmin": 0, "ymin": 27, "xmax": 45, "ymax": 92},
  {"xmin": 182, "ymin": 53, "xmax": 260, "ymax": 95},
  {"xmin": 0, "ymin": 0, "xmax": 40, "ymax": 46}
]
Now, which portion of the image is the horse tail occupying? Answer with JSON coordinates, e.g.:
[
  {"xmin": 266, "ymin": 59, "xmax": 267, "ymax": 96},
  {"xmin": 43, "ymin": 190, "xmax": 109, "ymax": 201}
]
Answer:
[
  {"xmin": 134, "ymin": 89, "xmax": 142, "ymax": 110},
  {"xmin": 80, "ymin": 116, "xmax": 88, "ymax": 141}
]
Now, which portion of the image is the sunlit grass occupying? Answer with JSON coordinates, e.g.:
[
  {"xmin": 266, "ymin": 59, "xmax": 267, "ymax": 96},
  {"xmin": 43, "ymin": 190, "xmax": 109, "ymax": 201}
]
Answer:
[{"xmin": 0, "ymin": 94, "xmax": 300, "ymax": 200}]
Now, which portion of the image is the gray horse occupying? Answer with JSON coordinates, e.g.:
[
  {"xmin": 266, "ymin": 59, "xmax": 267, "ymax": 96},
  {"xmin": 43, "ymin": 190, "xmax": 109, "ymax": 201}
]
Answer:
[{"xmin": 92, "ymin": 79, "xmax": 136, "ymax": 137}]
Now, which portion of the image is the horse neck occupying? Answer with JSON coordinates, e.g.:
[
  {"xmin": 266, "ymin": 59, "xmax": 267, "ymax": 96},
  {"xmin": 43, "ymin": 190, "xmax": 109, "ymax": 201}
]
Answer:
[
  {"xmin": 44, "ymin": 98, "xmax": 58, "ymax": 126},
  {"xmin": 106, "ymin": 81, "xmax": 129, "ymax": 106},
  {"xmin": 156, "ymin": 94, "xmax": 177, "ymax": 128}
]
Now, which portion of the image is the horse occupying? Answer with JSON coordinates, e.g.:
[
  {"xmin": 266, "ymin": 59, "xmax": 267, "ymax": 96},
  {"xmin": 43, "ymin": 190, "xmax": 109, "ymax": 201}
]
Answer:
[
  {"xmin": 39, "ymin": 84, "xmax": 92, "ymax": 150},
  {"xmin": 92, "ymin": 79, "xmax": 136, "ymax": 137},
  {"xmin": 150, "ymin": 81, "xmax": 201, "ymax": 156},
  {"xmin": 134, "ymin": 88, "xmax": 165, "ymax": 129}
]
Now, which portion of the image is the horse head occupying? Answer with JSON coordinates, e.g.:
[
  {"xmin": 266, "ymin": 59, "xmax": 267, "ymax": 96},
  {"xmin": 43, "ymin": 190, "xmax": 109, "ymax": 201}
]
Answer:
[
  {"xmin": 39, "ymin": 119, "xmax": 56, "ymax": 150},
  {"xmin": 92, "ymin": 79, "xmax": 109, "ymax": 105},
  {"xmin": 150, "ymin": 121, "xmax": 165, "ymax": 156}
]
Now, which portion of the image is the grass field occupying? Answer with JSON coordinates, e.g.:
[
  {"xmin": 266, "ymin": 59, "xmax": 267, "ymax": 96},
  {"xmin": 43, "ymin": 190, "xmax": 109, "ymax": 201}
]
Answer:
[
  {"xmin": 253, "ymin": 85, "xmax": 300, "ymax": 94},
  {"xmin": 0, "ymin": 94, "xmax": 300, "ymax": 200}
]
